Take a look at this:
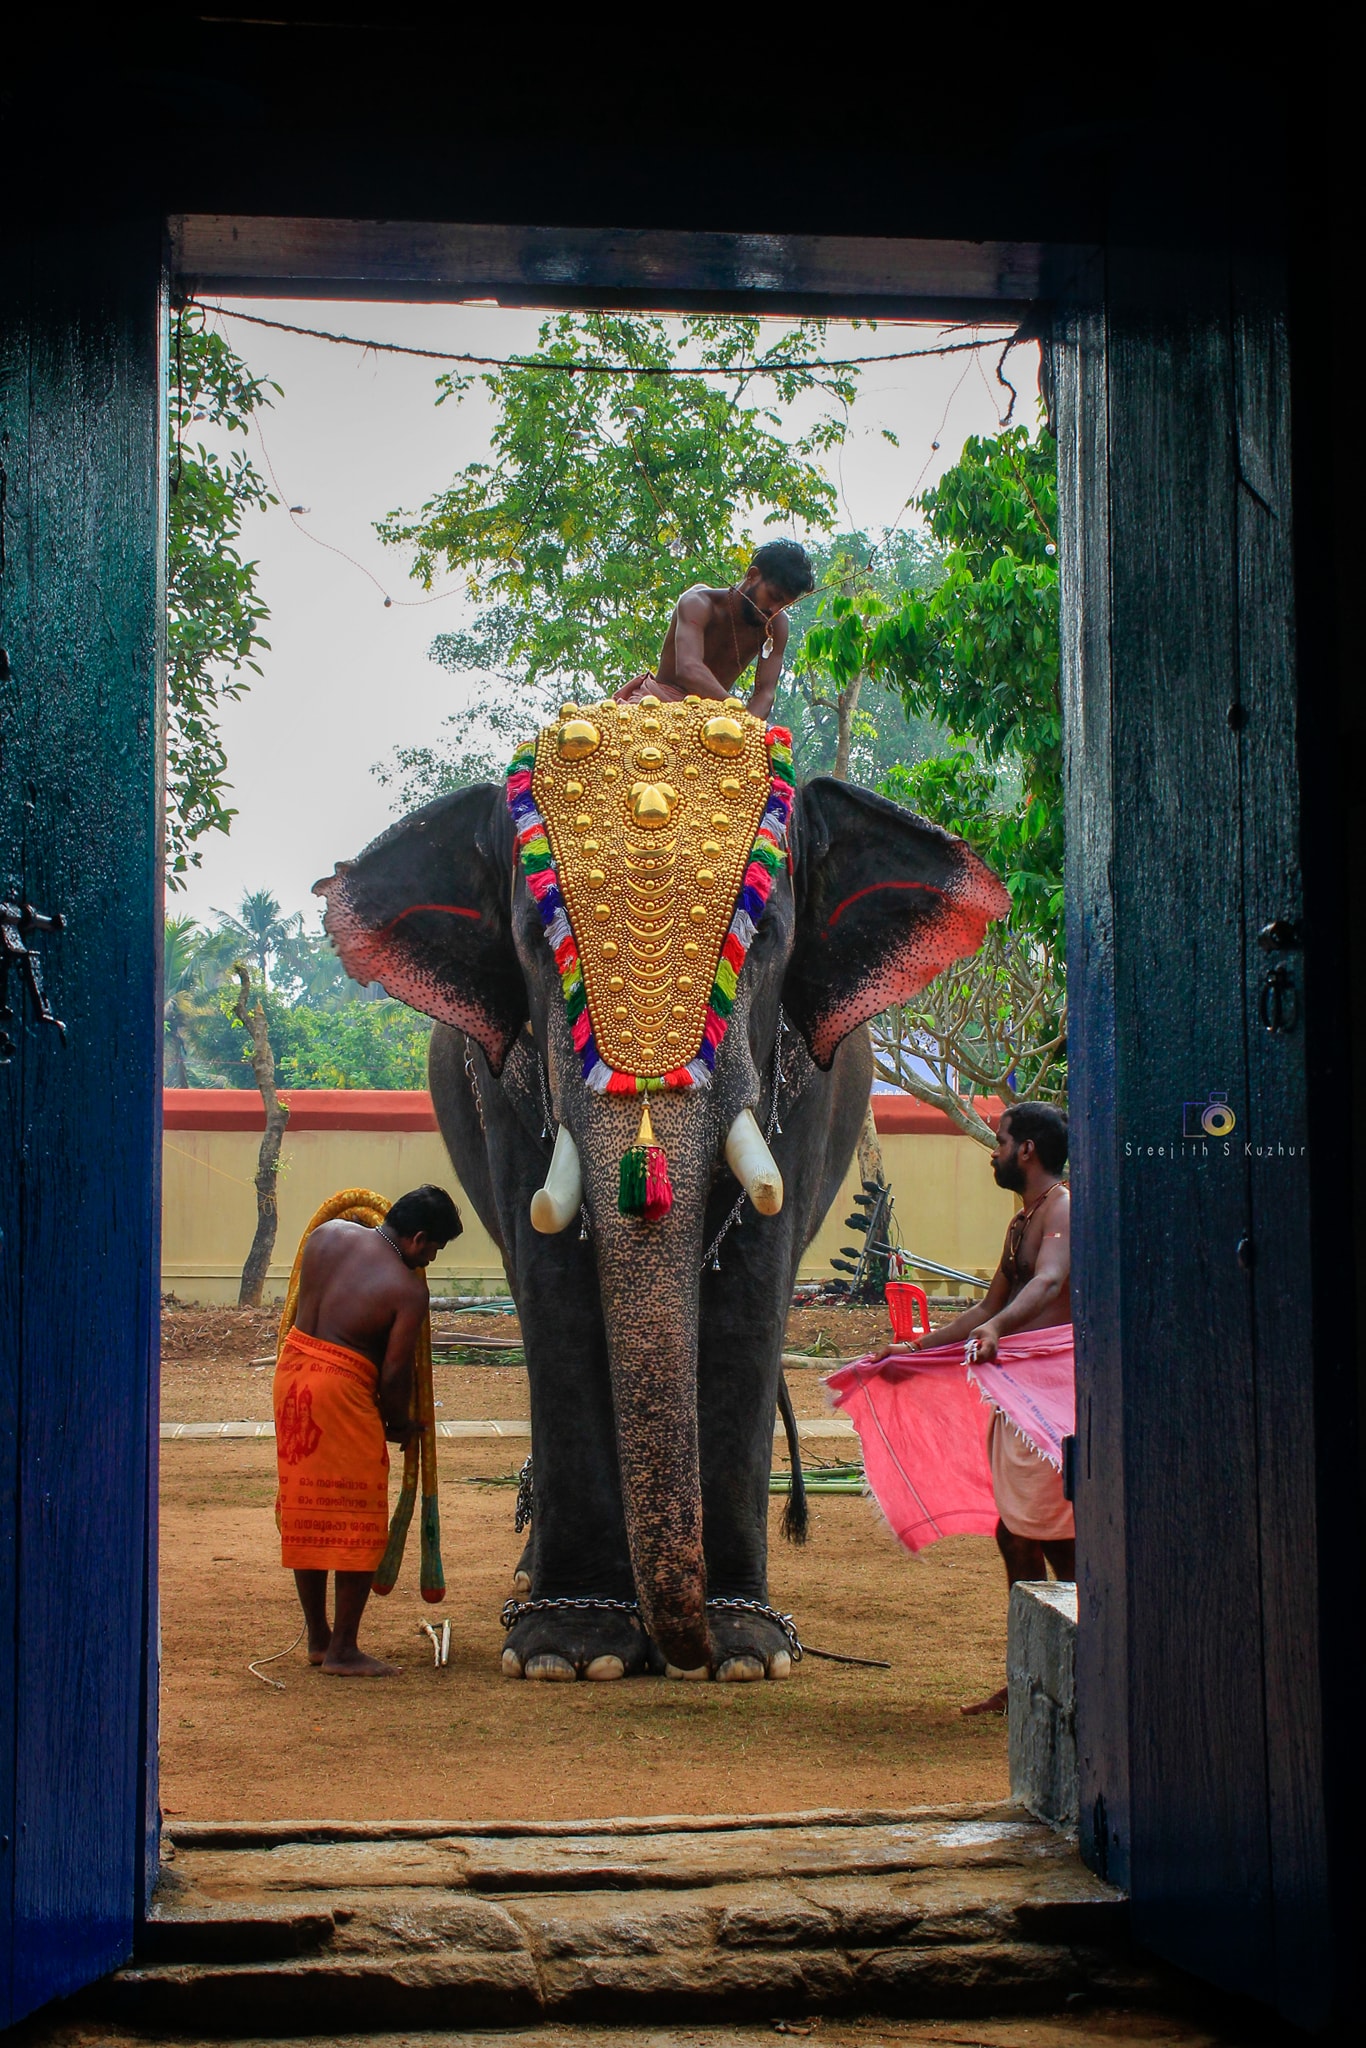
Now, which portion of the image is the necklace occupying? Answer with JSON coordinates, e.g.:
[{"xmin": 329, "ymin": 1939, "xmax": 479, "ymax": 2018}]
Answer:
[
  {"xmin": 731, "ymin": 585, "xmax": 777, "ymax": 662},
  {"xmin": 374, "ymin": 1222, "xmax": 405, "ymax": 1261}
]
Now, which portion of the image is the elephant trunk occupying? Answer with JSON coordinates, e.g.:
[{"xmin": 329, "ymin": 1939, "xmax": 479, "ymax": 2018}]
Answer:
[{"xmin": 584, "ymin": 1102, "xmax": 713, "ymax": 1673}]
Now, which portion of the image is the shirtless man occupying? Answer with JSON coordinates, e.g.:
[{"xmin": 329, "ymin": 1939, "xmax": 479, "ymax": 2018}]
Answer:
[
  {"xmin": 871, "ymin": 1103, "xmax": 1072, "ymax": 1715},
  {"xmin": 616, "ymin": 537, "xmax": 815, "ymax": 718},
  {"xmin": 274, "ymin": 1183, "xmax": 461, "ymax": 1675}
]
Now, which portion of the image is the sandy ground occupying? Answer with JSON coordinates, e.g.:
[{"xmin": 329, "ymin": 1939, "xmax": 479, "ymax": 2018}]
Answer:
[{"xmin": 158, "ymin": 1431, "xmax": 1011, "ymax": 1823}]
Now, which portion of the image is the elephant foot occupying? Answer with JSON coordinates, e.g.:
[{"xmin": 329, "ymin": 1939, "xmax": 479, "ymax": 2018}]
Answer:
[
  {"xmin": 501, "ymin": 1602, "xmax": 651, "ymax": 1682},
  {"xmin": 707, "ymin": 1604, "xmax": 796, "ymax": 1682}
]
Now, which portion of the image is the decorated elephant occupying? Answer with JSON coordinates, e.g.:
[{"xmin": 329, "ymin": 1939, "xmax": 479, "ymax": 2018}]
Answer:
[{"xmin": 318, "ymin": 696, "xmax": 1007, "ymax": 1683}]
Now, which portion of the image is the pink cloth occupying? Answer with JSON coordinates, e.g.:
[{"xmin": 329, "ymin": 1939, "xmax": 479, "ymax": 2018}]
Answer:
[{"xmin": 826, "ymin": 1325, "xmax": 1075, "ymax": 1555}]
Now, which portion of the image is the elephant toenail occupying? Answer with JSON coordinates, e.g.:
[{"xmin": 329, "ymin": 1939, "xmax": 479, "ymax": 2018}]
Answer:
[
  {"xmin": 585, "ymin": 1655, "xmax": 626, "ymax": 1681},
  {"xmin": 525, "ymin": 1653, "xmax": 578, "ymax": 1681},
  {"xmin": 767, "ymin": 1650, "xmax": 792, "ymax": 1681},
  {"xmin": 717, "ymin": 1655, "xmax": 765, "ymax": 1683},
  {"xmin": 501, "ymin": 1648, "xmax": 524, "ymax": 1678},
  {"xmin": 512, "ymin": 1570, "xmax": 531, "ymax": 1594},
  {"xmin": 664, "ymin": 1662, "xmax": 711, "ymax": 1681}
]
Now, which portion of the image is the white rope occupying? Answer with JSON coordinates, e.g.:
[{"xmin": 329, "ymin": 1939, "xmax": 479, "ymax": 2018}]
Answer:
[{"xmin": 247, "ymin": 1622, "xmax": 307, "ymax": 1690}]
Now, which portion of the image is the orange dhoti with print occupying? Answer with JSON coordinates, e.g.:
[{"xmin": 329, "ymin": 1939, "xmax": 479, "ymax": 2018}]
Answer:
[{"xmin": 273, "ymin": 1328, "xmax": 390, "ymax": 1572}]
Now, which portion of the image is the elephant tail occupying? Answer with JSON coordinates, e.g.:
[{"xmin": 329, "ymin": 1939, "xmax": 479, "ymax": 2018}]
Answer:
[{"xmin": 776, "ymin": 1372, "xmax": 808, "ymax": 1545}]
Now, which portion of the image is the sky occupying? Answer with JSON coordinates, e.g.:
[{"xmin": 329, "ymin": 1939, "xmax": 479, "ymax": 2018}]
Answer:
[{"xmin": 175, "ymin": 299, "xmax": 1037, "ymax": 930}]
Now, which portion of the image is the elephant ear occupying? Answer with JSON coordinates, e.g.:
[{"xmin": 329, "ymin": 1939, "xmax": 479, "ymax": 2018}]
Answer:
[
  {"xmin": 784, "ymin": 778, "xmax": 1011, "ymax": 1068},
  {"xmin": 315, "ymin": 784, "xmax": 526, "ymax": 1075}
]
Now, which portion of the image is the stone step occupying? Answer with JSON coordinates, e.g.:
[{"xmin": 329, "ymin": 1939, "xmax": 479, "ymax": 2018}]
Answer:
[{"xmin": 82, "ymin": 1807, "xmax": 1150, "ymax": 2032}]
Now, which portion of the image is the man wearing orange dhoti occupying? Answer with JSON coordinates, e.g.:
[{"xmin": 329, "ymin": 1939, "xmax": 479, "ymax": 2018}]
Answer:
[{"xmin": 275, "ymin": 1183, "xmax": 462, "ymax": 1676}]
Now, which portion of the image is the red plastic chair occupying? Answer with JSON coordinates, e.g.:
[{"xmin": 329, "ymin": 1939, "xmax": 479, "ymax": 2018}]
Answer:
[{"xmin": 885, "ymin": 1280, "xmax": 931, "ymax": 1342}]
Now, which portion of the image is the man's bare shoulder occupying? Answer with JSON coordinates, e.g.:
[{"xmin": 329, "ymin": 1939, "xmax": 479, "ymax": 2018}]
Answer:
[{"xmin": 675, "ymin": 584, "xmax": 726, "ymax": 618}]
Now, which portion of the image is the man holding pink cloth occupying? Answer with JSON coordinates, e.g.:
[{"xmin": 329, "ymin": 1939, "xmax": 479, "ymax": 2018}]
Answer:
[{"xmin": 827, "ymin": 1103, "xmax": 1073, "ymax": 1716}]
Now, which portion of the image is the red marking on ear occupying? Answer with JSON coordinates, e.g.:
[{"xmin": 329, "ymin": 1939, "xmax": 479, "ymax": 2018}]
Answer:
[
  {"xmin": 374, "ymin": 902, "xmax": 481, "ymax": 939},
  {"xmin": 825, "ymin": 879, "xmax": 941, "ymax": 932}
]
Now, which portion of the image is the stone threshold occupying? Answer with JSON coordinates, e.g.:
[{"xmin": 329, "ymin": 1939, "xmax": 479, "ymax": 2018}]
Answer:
[
  {"xmin": 160, "ymin": 1418, "xmax": 858, "ymax": 1441},
  {"xmin": 84, "ymin": 1803, "xmax": 1149, "ymax": 2033}
]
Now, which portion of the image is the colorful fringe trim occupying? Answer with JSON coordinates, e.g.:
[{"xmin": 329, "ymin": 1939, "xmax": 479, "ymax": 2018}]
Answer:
[{"xmin": 507, "ymin": 725, "xmax": 794, "ymax": 1094}]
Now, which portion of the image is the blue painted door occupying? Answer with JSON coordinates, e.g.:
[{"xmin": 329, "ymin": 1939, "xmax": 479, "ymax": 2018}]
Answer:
[{"xmin": 0, "ymin": 217, "xmax": 163, "ymax": 2025}]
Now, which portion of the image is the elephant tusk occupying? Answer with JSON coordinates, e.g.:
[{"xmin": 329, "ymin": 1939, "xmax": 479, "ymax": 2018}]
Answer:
[
  {"xmin": 530, "ymin": 1124, "xmax": 583, "ymax": 1234},
  {"xmin": 725, "ymin": 1108, "xmax": 784, "ymax": 1216}
]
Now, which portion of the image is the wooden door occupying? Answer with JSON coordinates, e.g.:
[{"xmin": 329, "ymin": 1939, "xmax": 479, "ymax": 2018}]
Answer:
[
  {"xmin": 0, "ymin": 217, "xmax": 164, "ymax": 2025},
  {"xmin": 1058, "ymin": 217, "xmax": 1335, "ymax": 2023}
]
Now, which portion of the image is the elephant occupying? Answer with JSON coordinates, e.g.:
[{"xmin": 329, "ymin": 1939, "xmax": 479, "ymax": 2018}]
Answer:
[{"xmin": 317, "ymin": 708, "xmax": 1007, "ymax": 1684}]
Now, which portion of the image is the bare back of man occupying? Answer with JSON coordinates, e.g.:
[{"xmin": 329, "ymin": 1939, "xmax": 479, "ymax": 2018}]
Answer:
[
  {"xmin": 277, "ymin": 1187, "xmax": 460, "ymax": 1677},
  {"xmin": 296, "ymin": 1218, "xmax": 431, "ymax": 1373}
]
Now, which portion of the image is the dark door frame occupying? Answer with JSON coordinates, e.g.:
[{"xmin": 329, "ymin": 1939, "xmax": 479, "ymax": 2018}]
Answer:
[{"xmin": 2, "ymin": 174, "xmax": 1358, "ymax": 2031}]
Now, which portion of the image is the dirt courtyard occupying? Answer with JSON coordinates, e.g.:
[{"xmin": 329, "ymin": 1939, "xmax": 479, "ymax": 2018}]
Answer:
[{"xmin": 159, "ymin": 1300, "xmax": 1012, "ymax": 1823}]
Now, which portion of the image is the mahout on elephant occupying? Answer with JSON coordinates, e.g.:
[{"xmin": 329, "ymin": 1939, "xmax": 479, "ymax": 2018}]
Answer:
[{"xmin": 318, "ymin": 696, "xmax": 1007, "ymax": 1684}]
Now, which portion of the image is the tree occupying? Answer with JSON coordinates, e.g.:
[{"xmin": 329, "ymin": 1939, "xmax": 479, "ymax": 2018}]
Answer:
[
  {"xmin": 866, "ymin": 422, "xmax": 1065, "ymax": 1144},
  {"xmin": 211, "ymin": 889, "xmax": 300, "ymax": 991},
  {"xmin": 377, "ymin": 312, "xmax": 854, "ymax": 704},
  {"xmin": 232, "ymin": 963, "xmax": 290, "ymax": 1308},
  {"xmin": 166, "ymin": 306, "xmax": 278, "ymax": 885},
  {"xmin": 778, "ymin": 529, "xmax": 945, "ymax": 784}
]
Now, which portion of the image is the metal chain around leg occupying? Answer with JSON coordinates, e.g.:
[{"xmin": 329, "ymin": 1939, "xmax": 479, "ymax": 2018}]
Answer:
[
  {"xmin": 500, "ymin": 1594, "xmax": 642, "ymax": 1632},
  {"xmin": 705, "ymin": 1596, "xmax": 804, "ymax": 1661}
]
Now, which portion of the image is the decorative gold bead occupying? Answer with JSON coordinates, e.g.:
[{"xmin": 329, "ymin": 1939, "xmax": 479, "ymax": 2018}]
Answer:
[
  {"xmin": 608, "ymin": 974, "xmax": 624, "ymax": 991},
  {"xmin": 601, "ymin": 939, "xmax": 619, "ymax": 958},
  {"xmin": 710, "ymin": 811, "xmax": 730, "ymax": 830},
  {"xmin": 638, "ymin": 693, "xmax": 661, "ymax": 707},
  {"xmin": 689, "ymin": 905, "xmax": 707, "ymax": 923},
  {"xmin": 594, "ymin": 904, "xmax": 612, "ymax": 922},
  {"xmin": 684, "ymin": 764, "xmax": 700, "ymax": 778},
  {"xmin": 582, "ymin": 837, "xmax": 599, "ymax": 853},
  {"xmin": 683, "ymin": 942, "xmax": 700, "ymax": 957},
  {"xmin": 560, "ymin": 701, "xmax": 580, "ymax": 720},
  {"xmin": 696, "ymin": 868, "xmax": 714, "ymax": 887},
  {"xmin": 565, "ymin": 779, "xmax": 584, "ymax": 797},
  {"xmin": 720, "ymin": 776, "xmax": 741, "ymax": 795},
  {"xmin": 701, "ymin": 839, "xmax": 721, "ymax": 856},
  {"xmin": 575, "ymin": 813, "xmax": 593, "ymax": 830},
  {"xmin": 613, "ymin": 1003, "xmax": 628, "ymax": 1020},
  {"xmin": 723, "ymin": 696, "xmax": 744, "ymax": 712},
  {"xmin": 672, "ymin": 1003, "xmax": 687, "ymax": 1018},
  {"xmin": 602, "ymin": 764, "xmax": 620, "ymax": 780},
  {"xmin": 677, "ymin": 973, "xmax": 693, "ymax": 990},
  {"xmin": 666, "ymin": 1031, "xmax": 681, "ymax": 1045},
  {"xmin": 635, "ymin": 744, "xmax": 667, "ymax": 770},
  {"xmin": 702, "ymin": 713, "xmax": 746, "ymax": 758},
  {"xmin": 630, "ymin": 781, "xmax": 677, "ymax": 828},
  {"xmin": 558, "ymin": 717, "xmax": 600, "ymax": 761},
  {"xmin": 588, "ymin": 868, "xmax": 606, "ymax": 885}
]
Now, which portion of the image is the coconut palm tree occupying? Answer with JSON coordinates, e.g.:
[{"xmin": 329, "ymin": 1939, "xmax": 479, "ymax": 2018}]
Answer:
[{"xmin": 211, "ymin": 889, "xmax": 301, "ymax": 990}]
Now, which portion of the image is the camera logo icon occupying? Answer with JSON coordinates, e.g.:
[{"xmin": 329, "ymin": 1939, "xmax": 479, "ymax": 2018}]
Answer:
[{"xmin": 1183, "ymin": 1090, "xmax": 1236, "ymax": 1139}]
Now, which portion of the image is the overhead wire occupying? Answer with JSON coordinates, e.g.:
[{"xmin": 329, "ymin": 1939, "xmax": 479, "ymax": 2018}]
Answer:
[{"xmin": 197, "ymin": 301, "xmax": 1024, "ymax": 378}]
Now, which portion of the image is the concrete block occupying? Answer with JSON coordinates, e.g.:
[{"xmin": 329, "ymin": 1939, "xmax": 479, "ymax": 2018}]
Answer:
[{"xmin": 1008, "ymin": 1580, "xmax": 1078, "ymax": 1828}]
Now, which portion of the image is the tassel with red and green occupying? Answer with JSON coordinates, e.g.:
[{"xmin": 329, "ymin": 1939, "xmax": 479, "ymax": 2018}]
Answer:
[{"xmin": 618, "ymin": 1101, "xmax": 674, "ymax": 1221}]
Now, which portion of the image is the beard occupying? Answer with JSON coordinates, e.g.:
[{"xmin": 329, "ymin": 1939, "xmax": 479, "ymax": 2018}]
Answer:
[{"xmin": 993, "ymin": 1155, "xmax": 1026, "ymax": 1194}]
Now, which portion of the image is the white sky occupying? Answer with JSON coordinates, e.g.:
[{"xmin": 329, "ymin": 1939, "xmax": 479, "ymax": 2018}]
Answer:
[{"xmin": 175, "ymin": 299, "xmax": 1037, "ymax": 928}]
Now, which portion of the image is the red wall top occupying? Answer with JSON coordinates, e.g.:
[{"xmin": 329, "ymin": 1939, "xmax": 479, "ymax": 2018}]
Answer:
[{"xmin": 163, "ymin": 1088, "xmax": 1004, "ymax": 1137}]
